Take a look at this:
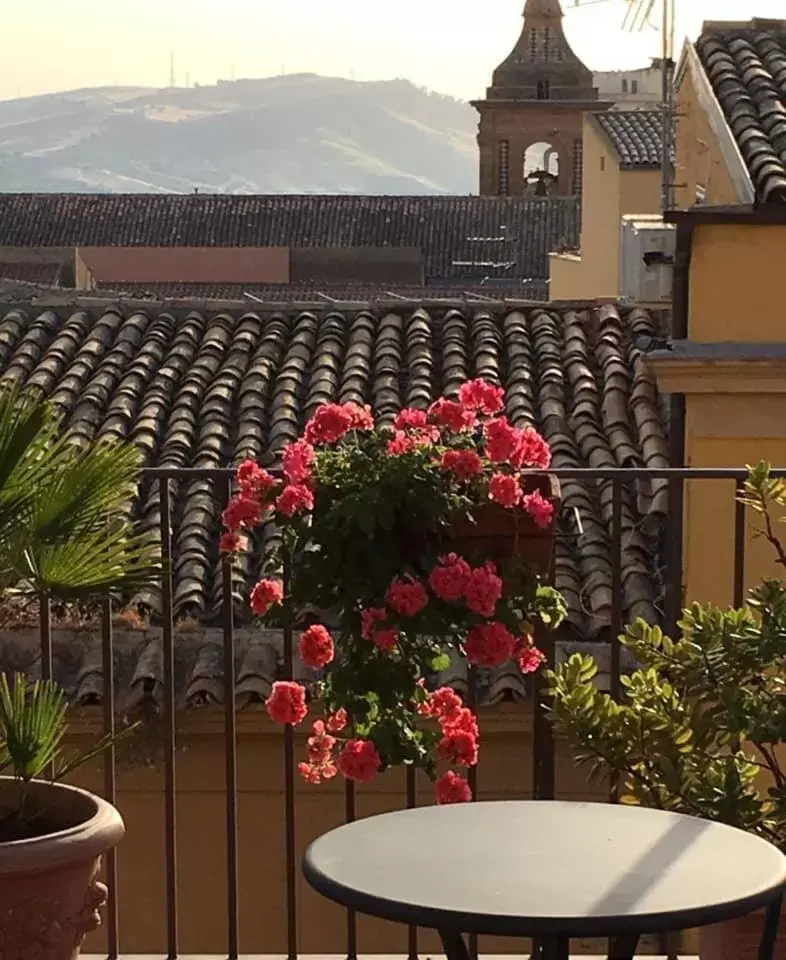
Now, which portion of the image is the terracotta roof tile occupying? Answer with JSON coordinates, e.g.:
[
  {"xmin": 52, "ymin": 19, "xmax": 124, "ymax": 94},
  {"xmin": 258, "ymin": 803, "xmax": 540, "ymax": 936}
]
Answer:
[
  {"xmin": 0, "ymin": 298, "xmax": 670, "ymax": 706},
  {"xmin": 0, "ymin": 194, "xmax": 580, "ymax": 282},
  {"xmin": 592, "ymin": 110, "xmax": 665, "ymax": 169},
  {"xmin": 696, "ymin": 20, "xmax": 786, "ymax": 203}
]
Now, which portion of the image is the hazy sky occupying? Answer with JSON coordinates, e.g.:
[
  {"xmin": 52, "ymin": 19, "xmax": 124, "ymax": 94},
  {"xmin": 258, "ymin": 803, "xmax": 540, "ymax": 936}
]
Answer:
[{"xmin": 2, "ymin": 0, "xmax": 784, "ymax": 102}]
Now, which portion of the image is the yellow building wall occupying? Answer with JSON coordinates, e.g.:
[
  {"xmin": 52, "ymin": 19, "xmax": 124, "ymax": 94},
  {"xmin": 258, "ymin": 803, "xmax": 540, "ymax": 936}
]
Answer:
[
  {"xmin": 688, "ymin": 224, "xmax": 786, "ymax": 341},
  {"xmin": 674, "ymin": 60, "xmax": 744, "ymax": 209},
  {"xmin": 71, "ymin": 709, "xmax": 613, "ymax": 957},
  {"xmin": 74, "ymin": 248, "xmax": 94, "ymax": 290},
  {"xmin": 682, "ymin": 396, "xmax": 786, "ymax": 608},
  {"xmin": 548, "ymin": 116, "xmax": 661, "ymax": 301}
]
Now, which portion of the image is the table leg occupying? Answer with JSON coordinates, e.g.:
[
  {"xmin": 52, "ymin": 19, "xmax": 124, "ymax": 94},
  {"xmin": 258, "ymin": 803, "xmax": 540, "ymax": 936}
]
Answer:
[
  {"xmin": 759, "ymin": 895, "xmax": 784, "ymax": 960},
  {"xmin": 608, "ymin": 933, "xmax": 640, "ymax": 960},
  {"xmin": 538, "ymin": 935, "xmax": 570, "ymax": 960},
  {"xmin": 439, "ymin": 929, "xmax": 471, "ymax": 960}
]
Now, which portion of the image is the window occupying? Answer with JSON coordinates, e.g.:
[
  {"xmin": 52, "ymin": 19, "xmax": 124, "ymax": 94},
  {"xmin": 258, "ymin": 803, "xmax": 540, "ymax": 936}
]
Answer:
[
  {"xmin": 600, "ymin": 156, "xmax": 606, "ymax": 172},
  {"xmin": 543, "ymin": 27, "xmax": 551, "ymax": 59},
  {"xmin": 529, "ymin": 29, "xmax": 538, "ymax": 59},
  {"xmin": 621, "ymin": 78, "xmax": 629, "ymax": 94},
  {"xmin": 537, "ymin": 79, "xmax": 550, "ymax": 100},
  {"xmin": 498, "ymin": 140, "xmax": 510, "ymax": 196},
  {"xmin": 631, "ymin": 79, "xmax": 639, "ymax": 94}
]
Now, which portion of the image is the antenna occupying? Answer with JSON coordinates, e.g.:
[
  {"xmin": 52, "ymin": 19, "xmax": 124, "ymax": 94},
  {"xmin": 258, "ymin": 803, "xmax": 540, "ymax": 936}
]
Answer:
[
  {"xmin": 169, "ymin": 51, "xmax": 176, "ymax": 88},
  {"xmin": 622, "ymin": 0, "xmax": 677, "ymax": 211}
]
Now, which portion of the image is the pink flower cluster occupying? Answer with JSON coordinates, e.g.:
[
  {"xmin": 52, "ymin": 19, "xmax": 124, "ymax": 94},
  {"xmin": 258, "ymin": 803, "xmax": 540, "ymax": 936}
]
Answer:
[
  {"xmin": 429, "ymin": 555, "xmax": 502, "ymax": 618},
  {"xmin": 304, "ymin": 402, "xmax": 374, "ymax": 446},
  {"xmin": 221, "ymin": 379, "xmax": 556, "ymax": 805},
  {"xmin": 419, "ymin": 686, "xmax": 477, "ymax": 804}
]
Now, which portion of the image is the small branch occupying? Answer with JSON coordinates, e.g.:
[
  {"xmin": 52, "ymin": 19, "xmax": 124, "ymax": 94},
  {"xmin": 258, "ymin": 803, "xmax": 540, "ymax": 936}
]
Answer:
[{"xmin": 752, "ymin": 740, "xmax": 786, "ymax": 790}]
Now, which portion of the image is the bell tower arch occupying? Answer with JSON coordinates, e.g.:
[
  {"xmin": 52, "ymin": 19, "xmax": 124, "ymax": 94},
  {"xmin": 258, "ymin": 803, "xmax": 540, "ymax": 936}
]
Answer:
[{"xmin": 472, "ymin": 0, "xmax": 612, "ymax": 197}]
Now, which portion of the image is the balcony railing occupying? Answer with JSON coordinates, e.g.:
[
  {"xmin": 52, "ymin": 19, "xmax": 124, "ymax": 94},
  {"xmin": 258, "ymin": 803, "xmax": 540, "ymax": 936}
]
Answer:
[{"xmin": 13, "ymin": 466, "xmax": 780, "ymax": 958}]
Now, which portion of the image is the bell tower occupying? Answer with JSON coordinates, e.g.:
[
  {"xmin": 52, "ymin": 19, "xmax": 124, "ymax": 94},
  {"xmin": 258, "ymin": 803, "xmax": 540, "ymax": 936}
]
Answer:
[{"xmin": 472, "ymin": 0, "xmax": 610, "ymax": 197}]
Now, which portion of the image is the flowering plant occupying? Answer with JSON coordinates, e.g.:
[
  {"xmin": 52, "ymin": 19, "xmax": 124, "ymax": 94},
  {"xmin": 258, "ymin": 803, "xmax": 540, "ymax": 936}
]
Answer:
[{"xmin": 222, "ymin": 378, "xmax": 566, "ymax": 803}]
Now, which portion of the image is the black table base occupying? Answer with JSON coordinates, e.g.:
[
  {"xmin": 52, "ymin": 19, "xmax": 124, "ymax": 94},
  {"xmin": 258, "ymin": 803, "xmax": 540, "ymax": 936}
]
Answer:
[
  {"xmin": 438, "ymin": 932, "xmax": 641, "ymax": 960},
  {"xmin": 436, "ymin": 906, "xmax": 783, "ymax": 960}
]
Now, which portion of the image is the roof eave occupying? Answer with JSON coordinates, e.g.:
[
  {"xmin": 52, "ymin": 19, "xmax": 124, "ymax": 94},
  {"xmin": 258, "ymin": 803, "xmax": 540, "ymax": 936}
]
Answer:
[
  {"xmin": 664, "ymin": 203, "xmax": 786, "ymax": 225},
  {"xmin": 682, "ymin": 40, "xmax": 755, "ymax": 205}
]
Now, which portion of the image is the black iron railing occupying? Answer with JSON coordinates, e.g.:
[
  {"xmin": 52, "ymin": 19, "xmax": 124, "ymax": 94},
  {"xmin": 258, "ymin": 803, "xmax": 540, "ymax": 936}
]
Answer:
[{"xmin": 27, "ymin": 466, "xmax": 785, "ymax": 958}]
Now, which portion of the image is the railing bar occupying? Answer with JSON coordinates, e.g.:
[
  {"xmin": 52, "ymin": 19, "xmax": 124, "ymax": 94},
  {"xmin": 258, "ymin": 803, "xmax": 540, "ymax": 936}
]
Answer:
[
  {"xmin": 733, "ymin": 480, "xmax": 747, "ymax": 608},
  {"xmin": 222, "ymin": 477, "xmax": 240, "ymax": 960},
  {"xmin": 664, "ymin": 476, "xmax": 685, "ymax": 637},
  {"xmin": 282, "ymin": 549, "xmax": 298, "ymax": 960},
  {"xmin": 345, "ymin": 780, "xmax": 358, "ymax": 960},
  {"xmin": 609, "ymin": 479, "xmax": 624, "ymax": 804},
  {"xmin": 405, "ymin": 765, "xmax": 418, "ymax": 960},
  {"xmin": 159, "ymin": 478, "xmax": 179, "ymax": 959},
  {"xmin": 466, "ymin": 665, "xmax": 478, "ymax": 960},
  {"xmin": 101, "ymin": 596, "xmax": 120, "ymax": 959},
  {"xmin": 138, "ymin": 466, "xmax": 786, "ymax": 481}
]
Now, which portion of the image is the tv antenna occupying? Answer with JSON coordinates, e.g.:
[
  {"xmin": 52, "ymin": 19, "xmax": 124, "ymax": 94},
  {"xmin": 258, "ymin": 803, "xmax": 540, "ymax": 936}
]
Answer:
[
  {"xmin": 569, "ymin": 0, "xmax": 678, "ymax": 210},
  {"xmin": 623, "ymin": 0, "xmax": 677, "ymax": 211}
]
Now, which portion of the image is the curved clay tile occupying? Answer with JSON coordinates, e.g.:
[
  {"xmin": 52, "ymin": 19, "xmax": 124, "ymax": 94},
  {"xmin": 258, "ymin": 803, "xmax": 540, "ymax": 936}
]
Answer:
[
  {"xmin": 403, "ymin": 309, "xmax": 434, "ymax": 409},
  {"xmin": 441, "ymin": 309, "xmax": 470, "ymax": 399},
  {"xmin": 126, "ymin": 634, "xmax": 163, "ymax": 711},
  {"xmin": 235, "ymin": 634, "xmax": 277, "ymax": 708},
  {"xmin": 184, "ymin": 638, "xmax": 225, "ymax": 707},
  {"xmin": 501, "ymin": 310, "xmax": 535, "ymax": 428},
  {"xmin": 371, "ymin": 312, "xmax": 404, "ymax": 425},
  {"xmin": 304, "ymin": 315, "xmax": 344, "ymax": 416},
  {"xmin": 469, "ymin": 311, "xmax": 503, "ymax": 389}
]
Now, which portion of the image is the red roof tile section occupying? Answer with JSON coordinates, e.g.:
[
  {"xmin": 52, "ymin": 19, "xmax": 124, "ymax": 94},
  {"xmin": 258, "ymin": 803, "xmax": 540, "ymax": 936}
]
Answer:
[{"xmin": 0, "ymin": 299, "xmax": 669, "ymax": 707}]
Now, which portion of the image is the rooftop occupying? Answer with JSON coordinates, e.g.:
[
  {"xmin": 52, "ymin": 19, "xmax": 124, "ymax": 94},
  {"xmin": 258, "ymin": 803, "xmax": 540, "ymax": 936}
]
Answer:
[
  {"xmin": 695, "ymin": 19, "xmax": 786, "ymax": 203},
  {"xmin": 592, "ymin": 110, "xmax": 665, "ymax": 169},
  {"xmin": 0, "ymin": 193, "xmax": 580, "ymax": 282},
  {"xmin": 0, "ymin": 298, "xmax": 669, "ymax": 655}
]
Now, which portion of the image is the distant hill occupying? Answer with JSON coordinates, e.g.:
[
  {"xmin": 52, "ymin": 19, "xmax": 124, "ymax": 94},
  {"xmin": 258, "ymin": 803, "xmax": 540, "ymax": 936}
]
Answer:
[{"xmin": 0, "ymin": 75, "xmax": 479, "ymax": 194}]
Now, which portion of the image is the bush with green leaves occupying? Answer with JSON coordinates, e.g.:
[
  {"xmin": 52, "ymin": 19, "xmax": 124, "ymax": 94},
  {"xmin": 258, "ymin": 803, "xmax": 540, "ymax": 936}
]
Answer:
[{"xmin": 545, "ymin": 461, "xmax": 786, "ymax": 849}]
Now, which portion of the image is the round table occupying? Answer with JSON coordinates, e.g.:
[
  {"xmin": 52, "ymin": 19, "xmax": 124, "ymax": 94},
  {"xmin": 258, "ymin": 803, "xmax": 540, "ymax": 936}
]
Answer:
[{"xmin": 302, "ymin": 800, "xmax": 786, "ymax": 960}]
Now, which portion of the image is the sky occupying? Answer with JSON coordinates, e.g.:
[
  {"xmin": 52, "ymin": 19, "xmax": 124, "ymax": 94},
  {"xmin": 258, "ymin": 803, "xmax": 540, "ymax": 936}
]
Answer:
[{"xmin": 1, "ymin": 0, "xmax": 784, "ymax": 103}]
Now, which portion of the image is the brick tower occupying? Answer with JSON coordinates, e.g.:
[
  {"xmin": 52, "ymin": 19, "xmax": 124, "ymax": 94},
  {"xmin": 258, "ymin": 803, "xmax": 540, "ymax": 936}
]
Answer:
[{"xmin": 472, "ymin": 0, "xmax": 609, "ymax": 196}]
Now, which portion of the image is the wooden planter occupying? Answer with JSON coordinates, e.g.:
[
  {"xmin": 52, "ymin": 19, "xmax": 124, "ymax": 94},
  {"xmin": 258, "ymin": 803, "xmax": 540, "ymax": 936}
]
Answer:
[
  {"xmin": 700, "ymin": 905, "xmax": 786, "ymax": 960},
  {"xmin": 451, "ymin": 474, "xmax": 561, "ymax": 578}
]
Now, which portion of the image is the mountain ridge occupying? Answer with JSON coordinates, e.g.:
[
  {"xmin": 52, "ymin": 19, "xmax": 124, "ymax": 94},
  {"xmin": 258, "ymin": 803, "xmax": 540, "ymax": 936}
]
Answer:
[{"xmin": 0, "ymin": 74, "xmax": 479, "ymax": 195}]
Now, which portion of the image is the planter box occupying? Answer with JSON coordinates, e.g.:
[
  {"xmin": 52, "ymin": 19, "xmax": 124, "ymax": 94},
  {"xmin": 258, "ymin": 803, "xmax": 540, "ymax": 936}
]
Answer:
[
  {"xmin": 452, "ymin": 474, "xmax": 561, "ymax": 578},
  {"xmin": 700, "ymin": 905, "xmax": 786, "ymax": 960}
]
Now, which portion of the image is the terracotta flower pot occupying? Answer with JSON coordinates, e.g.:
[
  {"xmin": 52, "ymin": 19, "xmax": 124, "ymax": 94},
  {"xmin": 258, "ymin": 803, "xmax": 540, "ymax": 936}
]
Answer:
[
  {"xmin": 452, "ymin": 474, "xmax": 561, "ymax": 577},
  {"xmin": 700, "ymin": 905, "xmax": 786, "ymax": 960},
  {"xmin": 0, "ymin": 778, "xmax": 124, "ymax": 960}
]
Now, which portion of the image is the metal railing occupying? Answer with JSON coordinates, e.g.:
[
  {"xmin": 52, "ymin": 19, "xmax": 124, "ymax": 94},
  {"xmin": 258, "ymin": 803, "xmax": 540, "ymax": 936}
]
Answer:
[{"xmin": 26, "ymin": 466, "xmax": 782, "ymax": 958}]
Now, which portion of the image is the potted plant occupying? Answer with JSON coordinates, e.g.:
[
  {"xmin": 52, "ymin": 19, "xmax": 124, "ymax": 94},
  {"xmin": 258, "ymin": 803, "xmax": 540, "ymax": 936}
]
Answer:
[
  {"xmin": 544, "ymin": 462, "xmax": 786, "ymax": 960},
  {"xmin": 222, "ymin": 378, "xmax": 566, "ymax": 801},
  {"xmin": 0, "ymin": 384, "xmax": 158, "ymax": 959}
]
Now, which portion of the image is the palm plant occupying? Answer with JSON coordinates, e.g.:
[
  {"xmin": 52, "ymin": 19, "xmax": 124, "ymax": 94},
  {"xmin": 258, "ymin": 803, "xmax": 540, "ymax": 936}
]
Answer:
[
  {"xmin": 0, "ymin": 383, "xmax": 160, "ymax": 836},
  {"xmin": 0, "ymin": 382, "xmax": 158, "ymax": 601}
]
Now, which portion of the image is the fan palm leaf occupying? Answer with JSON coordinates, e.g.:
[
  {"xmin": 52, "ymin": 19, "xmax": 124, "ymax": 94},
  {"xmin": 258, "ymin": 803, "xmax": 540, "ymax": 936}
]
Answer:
[{"xmin": 0, "ymin": 383, "xmax": 160, "ymax": 601}]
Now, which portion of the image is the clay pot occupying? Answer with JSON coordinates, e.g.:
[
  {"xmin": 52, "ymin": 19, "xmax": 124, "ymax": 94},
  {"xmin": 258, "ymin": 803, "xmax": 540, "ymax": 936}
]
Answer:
[
  {"xmin": 700, "ymin": 905, "xmax": 786, "ymax": 960},
  {"xmin": 0, "ymin": 778, "xmax": 124, "ymax": 960},
  {"xmin": 451, "ymin": 474, "xmax": 561, "ymax": 577}
]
